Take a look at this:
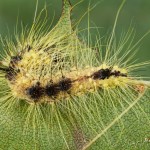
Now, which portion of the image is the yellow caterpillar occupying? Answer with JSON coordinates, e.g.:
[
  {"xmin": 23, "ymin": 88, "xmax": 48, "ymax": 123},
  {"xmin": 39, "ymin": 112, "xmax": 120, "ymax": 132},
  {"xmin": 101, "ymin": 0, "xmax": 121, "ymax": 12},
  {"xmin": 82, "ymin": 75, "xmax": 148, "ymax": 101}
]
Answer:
[{"xmin": 0, "ymin": 0, "xmax": 149, "ymax": 149}]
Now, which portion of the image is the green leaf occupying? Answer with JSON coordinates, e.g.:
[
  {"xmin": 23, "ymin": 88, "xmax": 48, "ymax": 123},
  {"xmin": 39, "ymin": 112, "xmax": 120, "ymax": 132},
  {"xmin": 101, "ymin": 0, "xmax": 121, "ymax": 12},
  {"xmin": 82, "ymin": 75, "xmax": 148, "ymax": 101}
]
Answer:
[{"xmin": 51, "ymin": 0, "xmax": 72, "ymax": 35}]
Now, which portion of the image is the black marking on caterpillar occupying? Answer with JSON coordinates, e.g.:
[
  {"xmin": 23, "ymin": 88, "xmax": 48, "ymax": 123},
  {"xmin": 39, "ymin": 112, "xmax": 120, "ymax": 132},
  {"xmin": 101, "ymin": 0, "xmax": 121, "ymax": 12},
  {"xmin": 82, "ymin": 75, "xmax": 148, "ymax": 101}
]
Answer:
[
  {"xmin": 58, "ymin": 78, "xmax": 72, "ymax": 91},
  {"xmin": 111, "ymin": 70, "xmax": 127, "ymax": 77},
  {"xmin": 45, "ymin": 83, "xmax": 60, "ymax": 97},
  {"xmin": 45, "ymin": 78, "xmax": 72, "ymax": 98},
  {"xmin": 26, "ymin": 45, "xmax": 32, "ymax": 52},
  {"xmin": 0, "ymin": 67, "xmax": 10, "ymax": 72},
  {"xmin": 10, "ymin": 55, "xmax": 22, "ymax": 68},
  {"xmin": 3, "ymin": 55, "xmax": 22, "ymax": 81},
  {"xmin": 25, "ymin": 78, "xmax": 72, "ymax": 101},
  {"xmin": 26, "ymin": 82, "xmax": 44, "ymax": 101},
  {"xmin": 92, "ymin": 69, "xmax": 111, "ymax": 80},
  {"xmin": 0, "ymin": 63, "xmax": 19, "ymax": 81},
  {"xmin": 5, "ymin": 67, "xmax": 20, "ymax": 81},
  {"xmin": 92, "ymin": 68, "xmax": 127, "ymax": 80}
]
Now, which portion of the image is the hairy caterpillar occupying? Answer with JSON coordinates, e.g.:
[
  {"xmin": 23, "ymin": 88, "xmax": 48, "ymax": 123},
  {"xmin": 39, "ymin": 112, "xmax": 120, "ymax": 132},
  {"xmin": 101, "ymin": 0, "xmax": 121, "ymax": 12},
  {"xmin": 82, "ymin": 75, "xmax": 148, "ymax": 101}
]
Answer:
[{"xmin": 0, "ymin": 0, "xmax": 150, "ymax": 149}]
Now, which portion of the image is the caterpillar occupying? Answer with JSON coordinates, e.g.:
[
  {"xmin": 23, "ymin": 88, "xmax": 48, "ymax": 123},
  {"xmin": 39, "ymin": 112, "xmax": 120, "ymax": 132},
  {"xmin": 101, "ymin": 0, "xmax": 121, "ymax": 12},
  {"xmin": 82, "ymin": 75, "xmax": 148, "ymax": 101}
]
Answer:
[
  {"xmin": 3, "ymin": 58, "xmax": 128, "ymax": 103},
  {"xmin": 0, "ymin": 0, "xmax": 150, "ymax": 150}
]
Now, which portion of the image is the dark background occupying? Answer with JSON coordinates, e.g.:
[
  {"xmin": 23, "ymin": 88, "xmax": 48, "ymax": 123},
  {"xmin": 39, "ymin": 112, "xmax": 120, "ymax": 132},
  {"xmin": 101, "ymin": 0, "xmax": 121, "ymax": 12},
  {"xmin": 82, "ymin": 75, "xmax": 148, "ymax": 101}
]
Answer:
[{"xmin": 0, "ymin": 0, "xmax": 149, "ymax": 76}]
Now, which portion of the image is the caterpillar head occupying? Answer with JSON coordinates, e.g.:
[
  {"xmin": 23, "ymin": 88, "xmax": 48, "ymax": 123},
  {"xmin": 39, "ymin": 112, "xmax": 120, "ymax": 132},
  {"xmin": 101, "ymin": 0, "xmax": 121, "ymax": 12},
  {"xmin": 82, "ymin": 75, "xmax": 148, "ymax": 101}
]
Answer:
[{"xmin": 0, "ymin": 0, "xmax": 77, "ymax": 103}]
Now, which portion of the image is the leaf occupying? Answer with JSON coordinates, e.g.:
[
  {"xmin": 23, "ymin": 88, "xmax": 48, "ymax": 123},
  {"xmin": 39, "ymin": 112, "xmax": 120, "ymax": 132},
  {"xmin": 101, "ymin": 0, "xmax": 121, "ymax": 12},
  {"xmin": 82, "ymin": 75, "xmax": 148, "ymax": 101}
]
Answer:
[
  {"xmin": 51, "ymin": 0, "xmax": 72, "ymax": 35},
  {"xmin": 82, "ymin": 92, "xmax": 150, "ymax": 150},
  {"xmin": 0, "ymin": 0, "xmax": 150, "ymax": 150}
]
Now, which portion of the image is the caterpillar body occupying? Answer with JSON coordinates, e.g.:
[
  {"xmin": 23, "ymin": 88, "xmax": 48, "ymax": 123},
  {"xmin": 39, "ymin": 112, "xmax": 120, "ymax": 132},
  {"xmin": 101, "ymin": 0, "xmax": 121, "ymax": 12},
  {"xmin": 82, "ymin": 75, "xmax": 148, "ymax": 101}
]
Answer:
[
  {"xmin": 0, "ymin": 0, "xmax": 149, "ymax": 150},
  {"xmin": 4, "ymin": 55, "xmax": 129, "ymax": 103}
]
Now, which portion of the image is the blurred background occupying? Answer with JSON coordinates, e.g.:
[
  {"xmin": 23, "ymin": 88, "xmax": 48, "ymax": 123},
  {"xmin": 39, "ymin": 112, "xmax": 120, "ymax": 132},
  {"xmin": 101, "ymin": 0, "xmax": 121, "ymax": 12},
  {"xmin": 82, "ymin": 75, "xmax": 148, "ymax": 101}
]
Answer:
[{"xmin": 0, "ymin": 0, "xmax": 149, "ymax": 76}]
